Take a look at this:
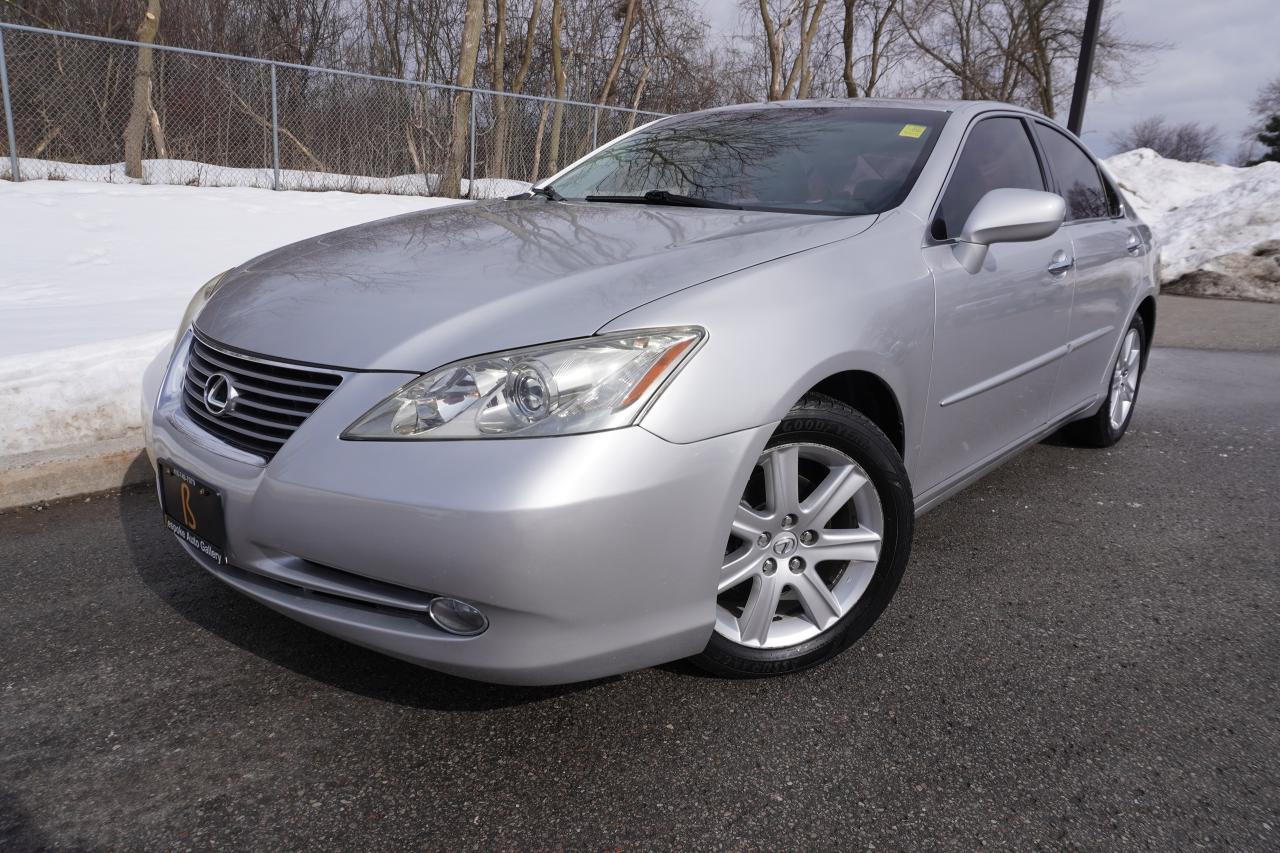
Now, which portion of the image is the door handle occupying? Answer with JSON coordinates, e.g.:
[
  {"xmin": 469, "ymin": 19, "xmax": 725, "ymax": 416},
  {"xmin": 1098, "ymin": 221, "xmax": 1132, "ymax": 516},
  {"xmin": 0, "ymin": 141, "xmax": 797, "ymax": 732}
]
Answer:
[{"xmin": 1047, "ymin": 251, "xmax": 1074, "ymax": 275}]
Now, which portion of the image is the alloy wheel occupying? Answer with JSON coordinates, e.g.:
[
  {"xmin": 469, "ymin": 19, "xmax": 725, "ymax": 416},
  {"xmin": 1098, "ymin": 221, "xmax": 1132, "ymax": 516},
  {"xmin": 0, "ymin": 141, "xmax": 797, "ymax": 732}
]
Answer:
[
  {"xmin": 715, "ymin": 443, "xmax": 884, "ymax": 649},
  {"xmin": 1108, "ymin": 328, "xmax": 1142, "ymax": 431}
]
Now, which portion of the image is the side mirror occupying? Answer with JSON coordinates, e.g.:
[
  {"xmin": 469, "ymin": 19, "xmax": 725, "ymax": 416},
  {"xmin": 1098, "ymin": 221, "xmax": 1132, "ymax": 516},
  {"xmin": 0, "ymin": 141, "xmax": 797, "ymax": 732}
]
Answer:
[{"xmin": 952, "ymin": 188, "xmax": 1066, "ymax": 273}]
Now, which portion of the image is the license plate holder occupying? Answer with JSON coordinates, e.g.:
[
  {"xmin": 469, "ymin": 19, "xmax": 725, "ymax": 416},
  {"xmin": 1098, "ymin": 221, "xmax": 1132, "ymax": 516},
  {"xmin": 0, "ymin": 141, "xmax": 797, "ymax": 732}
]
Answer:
[{"xmin": 158, "ymin": 461, "xmax": 227, "ymax": 565}]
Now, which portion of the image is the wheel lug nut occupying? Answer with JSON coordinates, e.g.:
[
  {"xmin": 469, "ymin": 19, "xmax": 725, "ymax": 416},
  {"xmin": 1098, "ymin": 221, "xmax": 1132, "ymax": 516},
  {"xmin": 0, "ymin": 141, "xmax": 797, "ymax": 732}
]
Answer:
[
  {"xmin": 800, "ymin": 530, "xmax": 817, "ymax": 545},
  {"xmin": 756, "ymin": 532, "xmax": 771, "ymax": 548},
  {"xmin": 781, "ymin": 513, "xmax": 797, "ymax": 529},
  {"xmin": 789, "ymin": 557, "xmax": 805, "ymax": 573},
  {"xmin": 762, "ymin": 558, "xmax": 777, "ymax": 576}
]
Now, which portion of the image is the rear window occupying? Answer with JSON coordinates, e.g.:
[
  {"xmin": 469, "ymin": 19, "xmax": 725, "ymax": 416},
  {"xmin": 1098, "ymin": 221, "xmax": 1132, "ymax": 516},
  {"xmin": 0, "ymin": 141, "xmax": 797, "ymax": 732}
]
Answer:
[
  {"xmin": 1033, "ymin": 123, "xmax": 1109, "ymax": 221},
  {"xmin": 549, "ymin": 107, "xmax": 947, "ymax": 216}
]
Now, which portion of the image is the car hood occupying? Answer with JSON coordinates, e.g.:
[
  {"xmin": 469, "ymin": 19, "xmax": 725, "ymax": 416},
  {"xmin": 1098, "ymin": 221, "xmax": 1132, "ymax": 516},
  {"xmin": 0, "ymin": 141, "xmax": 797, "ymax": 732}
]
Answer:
[{"xmin": 196, "ymin": 198, "xmax": 874, "ymax": 371}]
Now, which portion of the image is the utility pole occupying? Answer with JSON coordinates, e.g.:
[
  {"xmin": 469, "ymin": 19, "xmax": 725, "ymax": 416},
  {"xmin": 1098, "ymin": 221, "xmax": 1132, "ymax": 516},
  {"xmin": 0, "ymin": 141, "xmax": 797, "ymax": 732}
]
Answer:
[{"xmin": 1067, "ymin": 0, "xmax": 1105, "ymax": 136}]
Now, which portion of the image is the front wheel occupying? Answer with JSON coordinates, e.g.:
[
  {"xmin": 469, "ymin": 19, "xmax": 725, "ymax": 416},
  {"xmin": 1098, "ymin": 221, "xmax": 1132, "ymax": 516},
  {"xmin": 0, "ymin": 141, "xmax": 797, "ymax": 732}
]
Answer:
[{"xmin": 692, "ymin": 393, "xmax": 914, "ymax": 678}]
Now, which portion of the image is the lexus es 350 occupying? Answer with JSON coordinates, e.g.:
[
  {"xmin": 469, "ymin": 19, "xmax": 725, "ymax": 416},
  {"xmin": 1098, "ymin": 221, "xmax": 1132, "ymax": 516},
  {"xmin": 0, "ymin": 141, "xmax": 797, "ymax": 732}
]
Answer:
[{"xmin": 142, "ymin": 99, "xmax": 1157, "ymax": 684}]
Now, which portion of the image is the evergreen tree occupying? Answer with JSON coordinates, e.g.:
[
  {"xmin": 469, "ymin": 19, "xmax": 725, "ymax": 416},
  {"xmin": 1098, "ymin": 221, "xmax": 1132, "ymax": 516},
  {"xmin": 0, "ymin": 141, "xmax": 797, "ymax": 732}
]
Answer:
[{"xmin": 1250, "ymin": 114, "xmax": 1280, "ymax": 165}]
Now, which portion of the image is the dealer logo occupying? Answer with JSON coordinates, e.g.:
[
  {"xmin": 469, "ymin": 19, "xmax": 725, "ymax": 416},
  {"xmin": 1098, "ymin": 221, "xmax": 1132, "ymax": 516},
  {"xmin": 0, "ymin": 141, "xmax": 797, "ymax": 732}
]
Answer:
[{"xmin": 203, "ymin": 372, "xmax": 240, "ymax": 417}]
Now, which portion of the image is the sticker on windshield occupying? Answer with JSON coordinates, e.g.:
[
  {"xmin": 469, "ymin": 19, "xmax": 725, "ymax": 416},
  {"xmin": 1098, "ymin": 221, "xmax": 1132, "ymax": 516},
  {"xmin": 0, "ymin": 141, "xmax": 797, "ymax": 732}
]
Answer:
[{"xmin": 899, "ymin": 124, "xmax": 927, "ymax": 139}]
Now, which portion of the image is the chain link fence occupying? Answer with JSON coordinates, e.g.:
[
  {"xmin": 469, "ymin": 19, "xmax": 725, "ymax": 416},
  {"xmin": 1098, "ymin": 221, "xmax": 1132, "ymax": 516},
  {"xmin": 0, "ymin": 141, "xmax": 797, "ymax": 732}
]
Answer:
[{"xmin": 0, "ymin": 23, "xmax": 666, "ymax": 199}]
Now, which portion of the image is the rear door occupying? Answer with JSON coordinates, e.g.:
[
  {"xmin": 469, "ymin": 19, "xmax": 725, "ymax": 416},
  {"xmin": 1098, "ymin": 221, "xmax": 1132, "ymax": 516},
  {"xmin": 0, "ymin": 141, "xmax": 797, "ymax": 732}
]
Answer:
[
  {"xmin": 1032, "ymin": 122, "xmax": 1146, "ymax": 417},
  {"xmin": 916, "ymin": 115, "xmax": 1074, "ymax": 493}
]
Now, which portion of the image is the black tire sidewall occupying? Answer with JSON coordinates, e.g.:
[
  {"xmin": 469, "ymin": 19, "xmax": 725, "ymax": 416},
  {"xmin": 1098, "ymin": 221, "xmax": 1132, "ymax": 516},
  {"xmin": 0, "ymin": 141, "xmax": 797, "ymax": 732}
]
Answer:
[{"xmin": 696, "ymin": 395, "xmax": 914, "ymax": 677}]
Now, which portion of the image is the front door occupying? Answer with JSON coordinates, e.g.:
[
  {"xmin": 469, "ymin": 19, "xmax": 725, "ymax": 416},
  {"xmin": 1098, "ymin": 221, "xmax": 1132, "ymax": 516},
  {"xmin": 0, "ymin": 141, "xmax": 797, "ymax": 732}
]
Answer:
[{"xmin": 916, "ymin": 116, "xmax": 1073, "ymax": 493}]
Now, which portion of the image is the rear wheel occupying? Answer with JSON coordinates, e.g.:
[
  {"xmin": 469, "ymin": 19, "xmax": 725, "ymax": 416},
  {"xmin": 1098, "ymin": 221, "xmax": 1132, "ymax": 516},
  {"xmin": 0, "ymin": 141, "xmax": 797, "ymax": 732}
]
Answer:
[
  {"xmin": 1065, "ymin": 315, "xmax": 1146, "ymax": 448},
  {"xmin": 692, "ymin": 394, "xmax": 913, "ymax": 677}
]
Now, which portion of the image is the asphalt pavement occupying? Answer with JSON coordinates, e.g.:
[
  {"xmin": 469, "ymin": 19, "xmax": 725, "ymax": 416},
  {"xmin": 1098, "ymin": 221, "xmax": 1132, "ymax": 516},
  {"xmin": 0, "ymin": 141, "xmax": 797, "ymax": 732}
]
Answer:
[
  {"xmin": 1153, "ymin": 294, "xmax": 1280, "ymax": 352},
  {"xmin": 2, "ymin": 345, "xmax": 1277, "ymax": 851}
]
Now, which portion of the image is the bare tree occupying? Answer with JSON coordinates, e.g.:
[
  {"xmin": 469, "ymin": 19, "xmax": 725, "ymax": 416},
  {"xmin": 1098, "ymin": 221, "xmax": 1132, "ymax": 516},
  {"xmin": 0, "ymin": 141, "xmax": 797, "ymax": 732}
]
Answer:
[
  {"xmin": 546, "ymin": 0, "xmax": 567, "ymax": 174},
  {"xmin": 999, "ymin": 0, "xmax": 1147, "ymax": 118},
  {"xmin": 790, "ymin": 0, "xmax": 825, "ymax": 98},
  {"xmin": 440, "ymin": 0, "xmax": 485, "ymax": 197},
  {"xmin": 487, "ymin": 0, "xmax": 509, "ymax": 173},
  {"xmin": 757, "ymin": 0, "xmax": 786, "ymax": 100},
  {"xmin": 122, "ymin": 0, "xmax": 164, "ymax": 179},
  {"xmin": 1250, "ymin": 75, "xmax": 1280, "ymax": 121},
  {"xmin": 841, "ymin": 0, "xmax": 904, "ymax": 97},
  {"xmin": 1236, "ymin": 75, "xmax": 1280, "ymax": 165},
  {"xmin": 755, "ymin": 0, "xmax": 827, "ymax": 101},
  {"xmin": 625, "ymin": 62, "xmax": 651, "ymax": 129},
  {"xmin": 1110, "ymin": 116, "xmax": 1223, "ymax": 162},
  {"xmin": 491, "ymin": 0, "xmax": 544, "ymax": 177},
  {"xmin": 897, "ymin": 0, "xmax": 1153, "ymax": 117},
  {"xmin": 598, "ymin": 0, "xmax": 640, "ymax": 105},
  {"xmin": 898, "ymin": 0, "xmax": 1024, "ymax": 102},
  {"xmin": 623, "ymin": 0, "xmax": 724, "ymax": 113}
]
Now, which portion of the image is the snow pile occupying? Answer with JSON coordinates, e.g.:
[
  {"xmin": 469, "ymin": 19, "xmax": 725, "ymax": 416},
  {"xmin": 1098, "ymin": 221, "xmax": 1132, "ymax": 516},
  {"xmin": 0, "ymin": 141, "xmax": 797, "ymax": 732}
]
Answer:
[
  {"xmin": 0, "ymin": 180, "xmax": 456, "ymax": 459},
  {"xmin": 1103, "ymin": 149, "xmax": 1280, "ymax": 301},
  {"xmin": 4, "ymin": 157, "xmax": 532, "ymax": 201},
  {"xmin": 0, "ymin": 181, "xmax": 455, "ymax": 357},
  {"xmin": 0, "ymin": 332, "xmax": 171, "ymax": 457}
]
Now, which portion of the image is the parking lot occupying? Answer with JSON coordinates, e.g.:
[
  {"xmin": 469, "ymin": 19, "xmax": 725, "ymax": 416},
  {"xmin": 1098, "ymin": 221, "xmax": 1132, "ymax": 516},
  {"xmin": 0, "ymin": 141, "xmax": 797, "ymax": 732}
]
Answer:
[{"xmin": 2, "ymin": 330, "xmax": 1277, "ymax": 849}]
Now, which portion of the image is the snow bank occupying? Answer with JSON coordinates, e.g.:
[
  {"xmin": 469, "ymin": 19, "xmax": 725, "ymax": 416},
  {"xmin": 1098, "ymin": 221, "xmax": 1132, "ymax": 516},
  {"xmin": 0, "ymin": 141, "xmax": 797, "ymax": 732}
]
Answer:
[
  {"xmin": 0, "ymin": 180, "xmax": 456, "ymax": 358},
  {"xmin": 4, "ymin": 157, "xmax": 532, "ymax": 201},
  {"xmin": 0, "ymin": 180, "xmax": 456, "ymax": 459},
  {"xmin": 1103, "ymin": 149, "xmax": 1280, "ymax": 300},
  {"xmin": 0, "ymin": 332, "xmax": 170, "ymax": 457}
]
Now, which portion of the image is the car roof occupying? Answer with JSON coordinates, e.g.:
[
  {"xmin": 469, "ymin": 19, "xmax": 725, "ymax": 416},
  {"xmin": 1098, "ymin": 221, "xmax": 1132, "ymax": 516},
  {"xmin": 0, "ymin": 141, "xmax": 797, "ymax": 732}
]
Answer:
[{"xmin": 692, "ymin": 97, "xmax": 1043, "ymax": 122}]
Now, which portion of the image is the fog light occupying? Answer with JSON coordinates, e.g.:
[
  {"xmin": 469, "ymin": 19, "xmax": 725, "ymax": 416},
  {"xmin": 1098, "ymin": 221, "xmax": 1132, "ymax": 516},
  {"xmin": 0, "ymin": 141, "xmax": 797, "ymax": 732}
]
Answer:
[{"xmin": 428, "ymin": 597, "xmax": 488, "ymax": 636}]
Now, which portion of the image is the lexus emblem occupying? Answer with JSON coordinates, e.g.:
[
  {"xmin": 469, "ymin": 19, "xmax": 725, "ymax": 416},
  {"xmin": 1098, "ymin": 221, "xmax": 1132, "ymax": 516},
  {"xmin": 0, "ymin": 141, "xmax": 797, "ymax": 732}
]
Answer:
[{"xmin": 203, "ymin": 372, "xmax": 240, "ymax": 417}]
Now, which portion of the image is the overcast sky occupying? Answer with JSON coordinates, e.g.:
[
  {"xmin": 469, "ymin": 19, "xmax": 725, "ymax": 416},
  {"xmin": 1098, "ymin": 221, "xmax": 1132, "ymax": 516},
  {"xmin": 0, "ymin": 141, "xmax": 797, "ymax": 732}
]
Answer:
[{"xmin": 697, "ymin": 0, "xmax": 1277, "ymax": 160}]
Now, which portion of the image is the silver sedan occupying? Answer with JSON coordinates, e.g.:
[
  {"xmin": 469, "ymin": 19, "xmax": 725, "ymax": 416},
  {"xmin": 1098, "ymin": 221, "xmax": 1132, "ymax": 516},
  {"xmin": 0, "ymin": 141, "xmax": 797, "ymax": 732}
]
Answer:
[{"xmin": 142, "ymin": 99, "xmax": 1157, "ymax": 684}]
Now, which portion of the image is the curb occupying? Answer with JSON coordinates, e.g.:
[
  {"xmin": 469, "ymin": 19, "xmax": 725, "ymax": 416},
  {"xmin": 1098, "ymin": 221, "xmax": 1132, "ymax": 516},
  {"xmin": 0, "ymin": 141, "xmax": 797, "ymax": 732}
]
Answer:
[{"xmin": 0, "ymin": 434, "xmax": 152, "ymax": 511}]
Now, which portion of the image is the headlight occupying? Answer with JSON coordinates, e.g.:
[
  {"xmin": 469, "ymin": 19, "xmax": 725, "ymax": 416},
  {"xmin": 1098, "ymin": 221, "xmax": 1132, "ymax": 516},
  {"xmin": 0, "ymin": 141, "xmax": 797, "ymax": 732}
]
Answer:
[
  {"xmin": 343, "ymin": 327, "xmax": 704, "ymax": 440},
  {"xmin": 174, "ymin": 270, "xmax": 229, "ymax": 348}
]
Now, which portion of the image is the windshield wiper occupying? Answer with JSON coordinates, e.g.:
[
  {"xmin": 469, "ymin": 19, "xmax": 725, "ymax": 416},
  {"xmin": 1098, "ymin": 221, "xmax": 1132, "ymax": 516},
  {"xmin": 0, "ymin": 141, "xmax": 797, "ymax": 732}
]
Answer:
[
  {"xmin": 584, "ymin": 190, "xmax": 743, "ymax": 210},
  {"xmin": 508, "ymin": 184, "xmax": 564, "ymax": 201}
]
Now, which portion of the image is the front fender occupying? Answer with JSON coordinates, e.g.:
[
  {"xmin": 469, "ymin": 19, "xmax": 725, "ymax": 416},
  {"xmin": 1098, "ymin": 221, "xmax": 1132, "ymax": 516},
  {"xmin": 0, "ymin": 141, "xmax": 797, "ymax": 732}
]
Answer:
[
  {"xmin": 601, "ymin": 214, "xmax": 934, "ymax": 476},
  {"xmin": 140, "ymin": 336, "xmax": 177, "ymax": 467}
]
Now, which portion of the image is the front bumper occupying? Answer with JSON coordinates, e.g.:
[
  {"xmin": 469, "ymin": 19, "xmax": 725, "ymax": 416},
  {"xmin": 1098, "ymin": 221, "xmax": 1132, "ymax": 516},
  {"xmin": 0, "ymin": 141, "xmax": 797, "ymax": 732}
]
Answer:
[{"xmin": 142, "ymin": 336, "xmax": 771, "ymax": 685}]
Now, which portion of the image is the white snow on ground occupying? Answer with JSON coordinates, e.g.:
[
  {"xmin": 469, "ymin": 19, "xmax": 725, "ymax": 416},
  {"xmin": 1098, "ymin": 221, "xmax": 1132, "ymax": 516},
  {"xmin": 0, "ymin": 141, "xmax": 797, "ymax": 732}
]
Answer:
[
  {"xmin": 4, "ymin": 157, "xmax": 533, "ymax": 200},
  {"xmin": 1103, "ymin": 148, "xmax": 1280, "ymax": 282},
  {"xmin": 0, "ymin": 332, "xmax": 171, "ymax": 458},
  {"xmin": 0, "ymin": 180, "xmax": 455, "ymax": 457},
  {"xmin": 0, "ymin": 180, "xmax": 455, "ymax": 358}
]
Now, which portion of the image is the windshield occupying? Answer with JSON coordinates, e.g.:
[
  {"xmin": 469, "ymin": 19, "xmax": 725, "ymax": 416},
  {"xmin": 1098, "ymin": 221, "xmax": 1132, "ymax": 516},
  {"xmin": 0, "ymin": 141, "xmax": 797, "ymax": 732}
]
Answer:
[{"xmin": 548, "ymin": 106, "xmax": 946, "ymax": 216}]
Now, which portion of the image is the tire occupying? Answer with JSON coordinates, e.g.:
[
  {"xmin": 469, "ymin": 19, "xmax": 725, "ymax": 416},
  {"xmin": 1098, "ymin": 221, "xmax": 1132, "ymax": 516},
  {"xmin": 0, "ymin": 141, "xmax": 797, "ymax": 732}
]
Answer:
[
  {"xmin": 1064, "ymin": 314, "xmax": 1147, "ymax": 448},
  {"xmin": 691, "ymin": 393, "xmax": 914, "ymax": 678}
]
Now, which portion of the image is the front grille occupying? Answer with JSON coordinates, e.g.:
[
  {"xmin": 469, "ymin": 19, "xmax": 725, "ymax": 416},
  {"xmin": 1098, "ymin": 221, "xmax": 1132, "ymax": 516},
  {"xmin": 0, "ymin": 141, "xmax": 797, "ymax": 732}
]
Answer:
[{"xmin": 182, "ymin": 334, "xmax": 342, "ymax": 460}]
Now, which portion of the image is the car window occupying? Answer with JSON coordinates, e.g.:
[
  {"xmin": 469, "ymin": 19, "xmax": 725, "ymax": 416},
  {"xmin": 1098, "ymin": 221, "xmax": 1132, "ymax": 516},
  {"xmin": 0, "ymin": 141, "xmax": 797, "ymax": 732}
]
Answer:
[
  {"xmin": 1033, "ymin": 123, "xmax": 1109, "ymax": 221},
  {"xmin": 1102, "ymin": 173, "xmax": 1123, "ymax": 217},
  {"xmin": 932, "ymin": 117, "xmax": 1045, "ymax": 240},
  {"xmin": 549, "ymin": 107, "xmax": 946, "ymax": 216}
]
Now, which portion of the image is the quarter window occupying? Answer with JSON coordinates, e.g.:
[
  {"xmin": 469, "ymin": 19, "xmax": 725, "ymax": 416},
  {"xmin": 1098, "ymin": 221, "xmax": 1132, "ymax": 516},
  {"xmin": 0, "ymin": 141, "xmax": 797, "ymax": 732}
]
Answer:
[
  {"xmin": 1033, "ymin": 123, "xmax": 1109, "ymax": 221},
  {"xmin": 932, "ymin": 117, "xmax": 1045, "ymax": 241},
  {"xmin": 1102, "ymin": 174, "xmax": 1124, "ymax": 217}
]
